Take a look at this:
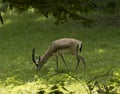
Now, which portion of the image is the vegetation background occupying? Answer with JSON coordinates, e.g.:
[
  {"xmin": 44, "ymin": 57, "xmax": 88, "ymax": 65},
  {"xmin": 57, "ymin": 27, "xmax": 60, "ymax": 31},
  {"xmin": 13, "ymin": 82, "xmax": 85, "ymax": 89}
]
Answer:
[{"xmin": 0, "ymin": 0, "xmax": 120, "ymax": 94}]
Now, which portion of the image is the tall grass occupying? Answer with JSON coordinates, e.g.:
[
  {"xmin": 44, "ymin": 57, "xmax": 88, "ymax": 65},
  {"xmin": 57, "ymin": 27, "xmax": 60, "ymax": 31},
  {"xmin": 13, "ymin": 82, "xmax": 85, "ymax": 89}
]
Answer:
[{"xmin": 0, "ymin": 12, "xmax": 120, "ymax": 93}]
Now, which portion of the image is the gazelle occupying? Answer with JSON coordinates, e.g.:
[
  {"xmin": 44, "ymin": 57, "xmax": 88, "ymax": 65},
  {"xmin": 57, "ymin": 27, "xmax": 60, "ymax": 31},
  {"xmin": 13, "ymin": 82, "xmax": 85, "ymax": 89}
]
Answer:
[{"xmin": 32, "ymin": 38, "xmax": 86, "ymax": 71}]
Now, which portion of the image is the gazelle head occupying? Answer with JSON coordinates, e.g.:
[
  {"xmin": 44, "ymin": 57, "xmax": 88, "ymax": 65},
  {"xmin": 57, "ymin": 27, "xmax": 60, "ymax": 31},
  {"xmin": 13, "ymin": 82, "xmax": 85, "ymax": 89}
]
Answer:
[{"xmin": 32, "ymin": 48, "xmax": 44, "ymax": 70}]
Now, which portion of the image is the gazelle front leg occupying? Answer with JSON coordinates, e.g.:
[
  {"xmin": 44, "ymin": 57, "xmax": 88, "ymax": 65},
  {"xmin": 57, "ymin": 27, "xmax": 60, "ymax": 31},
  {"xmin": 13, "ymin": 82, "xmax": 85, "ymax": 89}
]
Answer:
[
  {"xmin": 59, "ymin": 54, "xmax": 69, "ymax": 70},
  {"xmin": 56, "ymin": 52, "xmax": 68, "ymax": 71},
  {"xmin": 56, "ymin": 53, "xmax": 59, "ymax": 71}
]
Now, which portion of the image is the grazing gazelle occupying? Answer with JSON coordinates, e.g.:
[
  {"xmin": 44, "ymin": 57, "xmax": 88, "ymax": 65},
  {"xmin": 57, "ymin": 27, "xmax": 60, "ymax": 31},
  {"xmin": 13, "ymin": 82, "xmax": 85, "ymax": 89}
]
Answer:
[{"xmin": 32, "ymin": 38, "xmax": 86, "ymax": 71}]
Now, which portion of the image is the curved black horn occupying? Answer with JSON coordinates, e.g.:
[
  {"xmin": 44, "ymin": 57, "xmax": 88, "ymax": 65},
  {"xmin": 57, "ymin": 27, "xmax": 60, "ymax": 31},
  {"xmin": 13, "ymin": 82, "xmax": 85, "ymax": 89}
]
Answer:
[{"xmin": 32, "ymin": 48, "xmax": 36, "ymax": 64}]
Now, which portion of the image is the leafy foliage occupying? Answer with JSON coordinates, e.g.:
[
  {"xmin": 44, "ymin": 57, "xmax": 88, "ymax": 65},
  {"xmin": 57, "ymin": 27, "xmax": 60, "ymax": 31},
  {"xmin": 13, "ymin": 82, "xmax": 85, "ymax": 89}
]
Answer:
[
  {"xmin": 87, "ymin": 72, "xmax": 120, "ymax": 94},
  {"xmin": 4, "ymin": 76, "xmax": 23, "ymax": 86},
  {"xmin": 1, "ymin": 0, "xmax": 120, "ymax": 25},
  {"xmin": 1, "ymin": 72, "xmax": 120, "ymax": 94}
]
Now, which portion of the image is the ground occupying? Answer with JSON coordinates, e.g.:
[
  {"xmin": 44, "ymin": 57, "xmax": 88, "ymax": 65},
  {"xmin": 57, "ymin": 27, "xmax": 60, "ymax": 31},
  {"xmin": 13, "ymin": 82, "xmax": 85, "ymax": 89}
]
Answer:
[{"xmin": 0, "ymin": 12, "xmax": 120, "ymax": 93}]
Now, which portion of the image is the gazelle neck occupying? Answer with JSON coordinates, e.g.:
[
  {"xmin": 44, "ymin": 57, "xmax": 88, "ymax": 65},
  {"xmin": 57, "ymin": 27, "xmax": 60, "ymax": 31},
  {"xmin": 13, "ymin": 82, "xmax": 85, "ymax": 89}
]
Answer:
[{"xmin": 40, "ymin": 50, "xmax": 52, "ymax": 63}]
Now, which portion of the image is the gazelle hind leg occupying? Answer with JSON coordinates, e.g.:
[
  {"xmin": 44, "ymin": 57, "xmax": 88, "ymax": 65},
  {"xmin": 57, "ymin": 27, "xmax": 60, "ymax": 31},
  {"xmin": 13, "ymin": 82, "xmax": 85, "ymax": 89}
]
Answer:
[
  {"xmin": 78, "ymin": 55, "xmax": 86, "ymax": 69},
  {"xmin": 75, "ymin": 56, "xmax": 80, "ymax": 71},
  {"xmin": 75, "ymin": 55, "xmax": 86, "ymax": 71}
]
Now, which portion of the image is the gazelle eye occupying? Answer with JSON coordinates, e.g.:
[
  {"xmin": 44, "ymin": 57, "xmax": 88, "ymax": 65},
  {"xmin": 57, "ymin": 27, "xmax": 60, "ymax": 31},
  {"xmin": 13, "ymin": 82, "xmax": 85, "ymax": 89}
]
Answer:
[{"xmin": 36, "ymin": 64, "xmax": 39, "ymax": 67}]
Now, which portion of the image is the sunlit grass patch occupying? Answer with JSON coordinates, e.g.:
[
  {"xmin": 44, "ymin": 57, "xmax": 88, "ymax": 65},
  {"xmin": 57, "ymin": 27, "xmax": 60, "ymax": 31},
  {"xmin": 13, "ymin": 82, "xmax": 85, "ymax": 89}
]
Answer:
[{"xmin": 0, "ymin": 79, "xmax": 46, "ymax": 94}]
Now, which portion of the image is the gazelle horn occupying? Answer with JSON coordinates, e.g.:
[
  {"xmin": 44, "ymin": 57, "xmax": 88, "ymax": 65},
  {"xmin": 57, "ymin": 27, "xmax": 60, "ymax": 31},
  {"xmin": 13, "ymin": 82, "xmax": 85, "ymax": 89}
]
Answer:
[{"xmin": 32, "ymin": 48, "xmax": 36, "ymax": 64}]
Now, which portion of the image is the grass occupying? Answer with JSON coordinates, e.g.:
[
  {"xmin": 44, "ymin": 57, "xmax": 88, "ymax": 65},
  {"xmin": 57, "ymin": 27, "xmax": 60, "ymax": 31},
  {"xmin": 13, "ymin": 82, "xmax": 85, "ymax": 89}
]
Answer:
[{"xmin": 0, "ymin": 12, "xmax": 120, "ymax": 93}]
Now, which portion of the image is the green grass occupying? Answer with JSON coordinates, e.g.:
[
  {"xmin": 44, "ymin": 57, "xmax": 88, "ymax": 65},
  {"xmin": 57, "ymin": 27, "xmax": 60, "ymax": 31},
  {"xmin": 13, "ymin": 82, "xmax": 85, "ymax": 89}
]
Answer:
[{"xmin": 0, "ymin": 12, "xmax": 120, "ymax": 93}]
